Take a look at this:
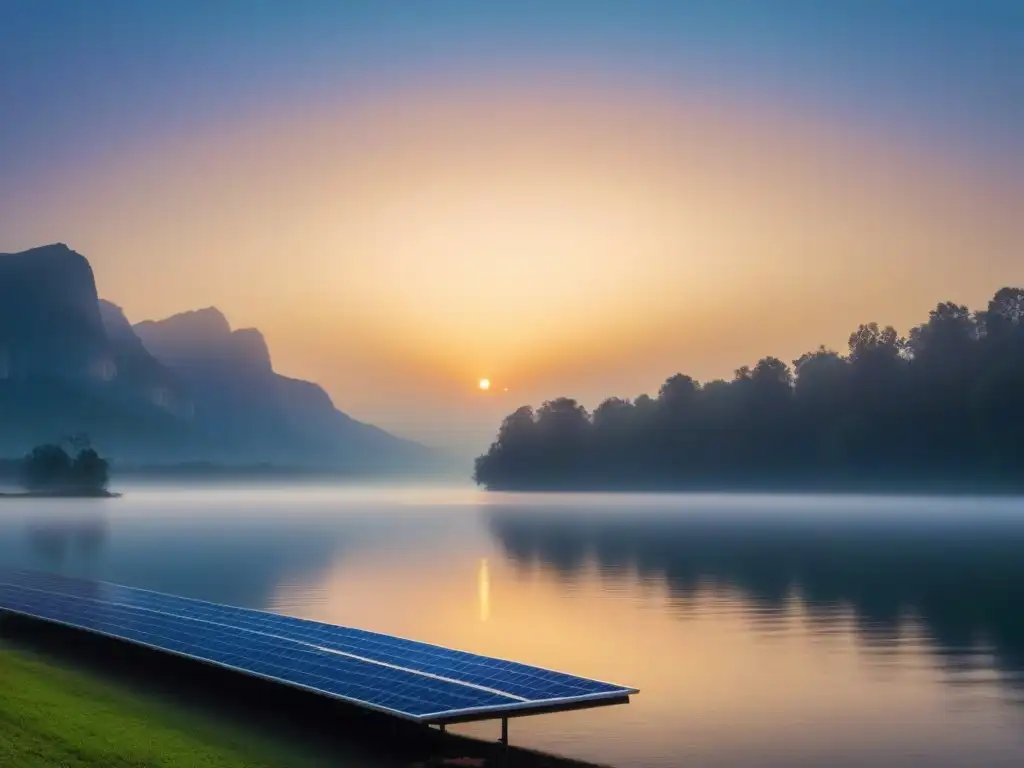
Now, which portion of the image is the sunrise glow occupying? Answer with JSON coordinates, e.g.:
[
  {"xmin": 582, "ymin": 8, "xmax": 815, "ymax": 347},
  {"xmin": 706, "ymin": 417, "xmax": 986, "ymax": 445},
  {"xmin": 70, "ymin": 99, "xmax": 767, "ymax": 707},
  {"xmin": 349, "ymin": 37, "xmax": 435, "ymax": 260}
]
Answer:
[
  {"xmin": 2, "ymin": 5, "xmax": 1020, "ymax": 454},
  {"xmin": 2, "ymin": 6, "xmax": 1020, "ymax": 767}
]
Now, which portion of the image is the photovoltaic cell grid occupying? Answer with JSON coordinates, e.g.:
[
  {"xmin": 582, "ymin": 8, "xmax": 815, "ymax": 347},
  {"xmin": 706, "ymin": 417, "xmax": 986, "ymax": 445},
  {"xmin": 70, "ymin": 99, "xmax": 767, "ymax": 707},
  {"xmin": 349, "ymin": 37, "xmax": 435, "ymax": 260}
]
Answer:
[
  {"xmin": 0, "ymin": 569, "xmax": 636, "ymax": 722},
  {"xmin": 1, "ymin": 570, "xmax": 620, "ymax": 702}
]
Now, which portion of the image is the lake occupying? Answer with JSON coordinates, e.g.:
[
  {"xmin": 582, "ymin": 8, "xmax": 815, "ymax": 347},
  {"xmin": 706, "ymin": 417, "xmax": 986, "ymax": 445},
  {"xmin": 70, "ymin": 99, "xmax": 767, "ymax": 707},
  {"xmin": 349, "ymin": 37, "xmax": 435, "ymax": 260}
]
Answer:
[{"xmin": 1, "ymin": 485, "xmax": 1023, "ymax": 767}]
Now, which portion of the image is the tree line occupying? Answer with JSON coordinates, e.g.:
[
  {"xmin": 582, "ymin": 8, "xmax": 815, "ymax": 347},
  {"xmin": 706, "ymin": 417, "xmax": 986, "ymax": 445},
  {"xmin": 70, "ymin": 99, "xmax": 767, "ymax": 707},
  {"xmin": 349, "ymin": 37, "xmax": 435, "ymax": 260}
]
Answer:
[{"xmin": 474, "ymin": 287, "xmax": 1024, "ymax": 491}]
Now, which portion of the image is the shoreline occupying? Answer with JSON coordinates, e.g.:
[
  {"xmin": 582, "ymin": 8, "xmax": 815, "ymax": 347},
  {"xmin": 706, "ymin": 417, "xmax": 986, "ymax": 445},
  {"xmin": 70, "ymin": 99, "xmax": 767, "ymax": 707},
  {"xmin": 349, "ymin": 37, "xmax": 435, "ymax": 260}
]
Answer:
[
  {"xmin": 478, "ymin": 477, "xmax": 1024, "ymax": 496},
  {"xmin": 480, "ymin": 486, "xmax": 1024, "ymax": 497},
  {"xmin": 0, "ymin": 491, "xmax": 121, "ymax": 499}
]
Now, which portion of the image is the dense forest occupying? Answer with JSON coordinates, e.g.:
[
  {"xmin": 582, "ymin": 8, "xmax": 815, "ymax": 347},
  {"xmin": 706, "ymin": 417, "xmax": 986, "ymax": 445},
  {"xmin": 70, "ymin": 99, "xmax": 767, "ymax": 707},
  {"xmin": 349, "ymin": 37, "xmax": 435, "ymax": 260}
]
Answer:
[{"xmin": 474, "ymin": 287, "xmax": 1024, "ymax": 491}]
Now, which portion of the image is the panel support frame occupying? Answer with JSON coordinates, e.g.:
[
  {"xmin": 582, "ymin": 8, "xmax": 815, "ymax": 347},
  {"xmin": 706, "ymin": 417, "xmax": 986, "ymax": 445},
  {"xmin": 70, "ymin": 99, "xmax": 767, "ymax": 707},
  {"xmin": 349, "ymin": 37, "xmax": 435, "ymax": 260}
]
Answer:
[{"xmin": 427, "ymin": 693, "xmax": 631, "ymax": 725}]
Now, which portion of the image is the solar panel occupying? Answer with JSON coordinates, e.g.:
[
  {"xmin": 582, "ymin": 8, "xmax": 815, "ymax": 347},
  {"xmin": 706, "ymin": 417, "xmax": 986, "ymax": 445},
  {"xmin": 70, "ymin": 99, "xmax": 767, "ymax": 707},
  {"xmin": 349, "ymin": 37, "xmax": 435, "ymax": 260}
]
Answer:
[{"xmin": 0, "ymin": 569, "xmax": 636, "ymax": 722}]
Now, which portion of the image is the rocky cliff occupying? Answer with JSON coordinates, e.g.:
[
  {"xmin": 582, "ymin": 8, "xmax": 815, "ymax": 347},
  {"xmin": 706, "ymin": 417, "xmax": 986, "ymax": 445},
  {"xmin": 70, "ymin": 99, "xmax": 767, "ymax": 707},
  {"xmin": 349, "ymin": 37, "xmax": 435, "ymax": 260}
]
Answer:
[
  {"xmin": 0, "ymin": 244, "xmax": 431, "ymax": 471},
  {"xmin": 0, "ymin": 245, "xmax": 192, "ymax": 458},
  {"xmin": 0, "ymin": 244, "xmax": 107, "ymax": 379}
]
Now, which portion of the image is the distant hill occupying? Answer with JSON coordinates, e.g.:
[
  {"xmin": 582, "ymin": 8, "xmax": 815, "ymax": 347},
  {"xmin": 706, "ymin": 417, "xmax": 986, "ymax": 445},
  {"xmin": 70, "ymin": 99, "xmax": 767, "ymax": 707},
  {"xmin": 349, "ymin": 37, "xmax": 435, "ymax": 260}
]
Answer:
[
  {"xmin": 97, "ymin": 300, "xmax": 193, "ymax": 419},
  {"xmin": 0, "ymin": 243, "xmax": 435, "ymax": 473},
  {"xmin": 134, "ymin": 307, "xmax": 430, "ymax": 470}
]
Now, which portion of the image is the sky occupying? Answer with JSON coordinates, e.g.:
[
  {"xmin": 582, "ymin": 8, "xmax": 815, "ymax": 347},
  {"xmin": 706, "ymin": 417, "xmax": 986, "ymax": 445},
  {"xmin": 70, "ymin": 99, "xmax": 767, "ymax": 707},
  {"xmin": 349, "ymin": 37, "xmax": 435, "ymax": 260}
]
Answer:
[{"xmin": 1, "ymin": 1, "xmax": 1022, "ymax": 454}]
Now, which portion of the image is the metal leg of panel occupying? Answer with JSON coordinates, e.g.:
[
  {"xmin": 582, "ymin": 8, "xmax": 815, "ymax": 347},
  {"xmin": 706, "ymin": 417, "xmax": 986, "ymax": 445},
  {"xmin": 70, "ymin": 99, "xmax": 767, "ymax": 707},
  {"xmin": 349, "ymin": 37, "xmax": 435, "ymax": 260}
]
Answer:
[
  {"xmin": 440, "ymin": 724, "xmax": 446, "ymax": 733},
  {"xmin": 500, "ymin": 717, "xmax": 508, "ymax": 747}
]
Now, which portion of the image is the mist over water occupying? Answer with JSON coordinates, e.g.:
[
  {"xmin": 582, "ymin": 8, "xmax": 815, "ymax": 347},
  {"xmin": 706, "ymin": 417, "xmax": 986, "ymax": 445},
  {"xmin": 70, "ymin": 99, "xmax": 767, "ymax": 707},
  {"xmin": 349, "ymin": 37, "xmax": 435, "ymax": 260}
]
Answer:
[{"xmin": 1, "ymin": 484, "xmax": 1023, "ymax": 767}]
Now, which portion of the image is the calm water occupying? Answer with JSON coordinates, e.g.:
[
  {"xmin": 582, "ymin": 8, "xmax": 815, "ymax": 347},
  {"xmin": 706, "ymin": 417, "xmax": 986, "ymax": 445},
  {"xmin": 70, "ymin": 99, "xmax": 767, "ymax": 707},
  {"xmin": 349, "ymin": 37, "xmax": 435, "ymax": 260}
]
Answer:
[{"xmin": 1, "ymin": 485, "xmax": 1023, "ymax": 767}]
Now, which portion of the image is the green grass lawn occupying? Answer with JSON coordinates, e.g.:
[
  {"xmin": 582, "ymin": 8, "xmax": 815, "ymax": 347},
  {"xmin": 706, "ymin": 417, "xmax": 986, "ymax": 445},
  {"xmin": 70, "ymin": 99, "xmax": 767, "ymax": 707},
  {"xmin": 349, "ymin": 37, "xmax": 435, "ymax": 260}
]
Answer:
[{"xmin": 0, "ymin": 647, "xmax": 327, "ymax": 768}]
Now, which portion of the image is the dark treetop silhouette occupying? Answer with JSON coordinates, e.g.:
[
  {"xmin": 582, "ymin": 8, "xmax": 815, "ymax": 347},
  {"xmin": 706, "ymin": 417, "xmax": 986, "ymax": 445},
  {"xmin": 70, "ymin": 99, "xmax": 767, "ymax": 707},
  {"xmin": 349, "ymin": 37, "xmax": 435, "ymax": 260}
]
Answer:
[
  {"xmin": 474, "ymin": 287, "xmax": 1024, "ymax": 491},
  {"xmin": 20, "ymin": 442, "xmax": 110, "ymax": 496}
]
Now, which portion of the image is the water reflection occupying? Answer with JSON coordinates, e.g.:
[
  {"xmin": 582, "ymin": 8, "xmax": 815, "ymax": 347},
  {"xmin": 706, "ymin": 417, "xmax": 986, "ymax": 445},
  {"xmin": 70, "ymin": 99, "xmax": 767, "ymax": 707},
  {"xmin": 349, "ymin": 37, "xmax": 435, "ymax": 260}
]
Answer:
[
  {"xmin": 486, "ymin": 501, "xmax": 1024, "ymax": 697},
  {"xmin": 478, "ymin": 558, "xmax": 490, "ymax": 623},
  {"xmin": 25, "ymin": 516, "xmax": 109, "ymax": 565},
  {"xmin": 3, "ymin": 489, "xmax": 1024, "ymax": 766},
  {"xmin": 0, "ymin": 488, "xmax": 475, "ymax": 612}
]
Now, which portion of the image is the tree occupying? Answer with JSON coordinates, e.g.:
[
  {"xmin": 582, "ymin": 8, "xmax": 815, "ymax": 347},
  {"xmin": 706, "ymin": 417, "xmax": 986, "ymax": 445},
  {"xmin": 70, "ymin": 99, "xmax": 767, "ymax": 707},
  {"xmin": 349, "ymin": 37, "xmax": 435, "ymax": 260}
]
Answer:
[
  {"xmin": 908, "ymin": 303, "xmax": 978, "ymax": 362},
  {"xmin": 536, "ymin": 398, "xmax": 590, "ymax": 437},
  {"xmin": 793, "ymin": 347, "xmax": 848, "ymax": 402},
  {"xmin": 494, "ymin": 406, "xmax": 537, "ymax": 452},
  {"xmin": 658, "ymin": 374, "xmax": 700, "ymax": 414},
  {"xmin": 848, "ymin": 322, "xmax": 905, "ymax": 365},
  {"xmin": 473, "ymin": 406, "xmax": 537, "ymax": 488},
  {"xmin": 70, "ymin": 448, "xmax": 110, "ymax": 492},
  {"xmin": 792, "ymin": 347, "xmax": 851, "ymax": 467},
  {"xmin": 592, "ymin": 397, "xmax": 634, "ymax": 431},
  {"xmin": 981, "ymin": 286, "xmax": 1024, "ymax": 339},
  {"xmin": 632, "ymin": 393, "xmax": 658, "ymax": 422},
  {"xmin": 751, "ymin": 356, "xmax": 793, "ymax": 397},
  {"xmin": 21, "ymin": 444, "xmax": 73, "ymax": 491}
]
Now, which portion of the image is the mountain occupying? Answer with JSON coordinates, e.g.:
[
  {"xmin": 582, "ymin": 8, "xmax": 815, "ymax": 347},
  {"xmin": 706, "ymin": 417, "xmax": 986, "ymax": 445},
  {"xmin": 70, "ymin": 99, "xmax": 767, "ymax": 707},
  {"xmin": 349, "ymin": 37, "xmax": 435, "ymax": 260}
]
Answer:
[
  {"xmin": 0, "ymin": 243, "xmax": 107, "ymax": 379},
  {"xmin": 134, "ymin": 307, "xmax": 430, "ymax": 470},
  {"xmin": 0, "ymin": 244, "xmax": 192, "ymax": 459},
  {"xmin": 0, "ymin": 243, "xmax": 433, "ymax": 472},
  {"xmin": 97, "ymin": 300, "xmax": 193, "ymax": 419},
  {"xmin": 134, "ymin": 309, "xmax": 289, "ymax": 458},
  {"xmin": 275, "ymin": 374, "xmax": 426, "ymax": 465}
]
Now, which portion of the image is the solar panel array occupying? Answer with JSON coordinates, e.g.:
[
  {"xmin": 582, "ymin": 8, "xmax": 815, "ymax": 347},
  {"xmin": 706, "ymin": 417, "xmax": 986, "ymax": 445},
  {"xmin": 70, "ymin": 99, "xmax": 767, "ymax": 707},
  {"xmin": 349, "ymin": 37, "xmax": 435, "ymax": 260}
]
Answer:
[{"xmin": 0, "ymin": 569, "xmax": 635, "ymax": 722}]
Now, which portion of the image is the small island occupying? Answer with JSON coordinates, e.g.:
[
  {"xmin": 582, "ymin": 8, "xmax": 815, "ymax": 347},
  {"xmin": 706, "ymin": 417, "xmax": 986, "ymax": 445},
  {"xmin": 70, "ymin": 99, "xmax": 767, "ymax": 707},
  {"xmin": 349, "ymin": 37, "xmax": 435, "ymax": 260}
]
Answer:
[{"xmin": 1, "ymin": 439, "xmax": 117, "ymax": 498}]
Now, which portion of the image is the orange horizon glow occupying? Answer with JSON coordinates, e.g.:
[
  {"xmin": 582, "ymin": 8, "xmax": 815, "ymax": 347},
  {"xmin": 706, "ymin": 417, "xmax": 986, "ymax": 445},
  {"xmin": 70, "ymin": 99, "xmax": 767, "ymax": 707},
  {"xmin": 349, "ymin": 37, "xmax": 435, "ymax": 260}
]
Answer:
[{"xmin": 3, "ymin": 78, "xmax": 1021, "ymax": 449}]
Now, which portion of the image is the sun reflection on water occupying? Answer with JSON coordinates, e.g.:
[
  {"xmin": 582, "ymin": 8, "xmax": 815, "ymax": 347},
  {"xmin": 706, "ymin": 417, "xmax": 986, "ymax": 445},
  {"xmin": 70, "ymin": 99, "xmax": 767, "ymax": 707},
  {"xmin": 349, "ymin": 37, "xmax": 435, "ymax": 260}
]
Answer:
[{"xmin": 478, "ymin": 557, "xmax": 490, "ymax": 623}]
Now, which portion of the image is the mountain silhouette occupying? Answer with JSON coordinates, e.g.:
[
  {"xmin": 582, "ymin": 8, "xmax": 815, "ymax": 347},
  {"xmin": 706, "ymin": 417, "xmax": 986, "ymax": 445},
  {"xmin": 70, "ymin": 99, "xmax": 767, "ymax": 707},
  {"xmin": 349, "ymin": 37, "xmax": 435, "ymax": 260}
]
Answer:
[
  {"xmin": 97, "ymin": 300, "xmax": 193, "ymax": 419},
  {"xmin": 0, "ymin": 245, "xmax": 194, "ymax": 460},
  {"xmin": 0, "ymin": 243, "xmax": 107, "ymax": 379},
  {"xmin": 0, "ymin": 243, "xmax": 431, "ymax": 472},
  {"xmin": 134, "ymin": 308, "xmax": 292, "ymax": 456},
  {"xmin": 134, "ymin": 307, "xmax": 428, "ymax": 469}
]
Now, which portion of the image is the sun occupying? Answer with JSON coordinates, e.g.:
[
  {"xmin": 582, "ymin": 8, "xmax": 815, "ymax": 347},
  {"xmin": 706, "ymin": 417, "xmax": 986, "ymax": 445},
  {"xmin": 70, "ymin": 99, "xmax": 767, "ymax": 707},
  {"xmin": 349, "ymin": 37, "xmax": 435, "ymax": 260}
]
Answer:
[{"xmin": 478, "ymin": 378, "xmax": 491, "ymax": 391}]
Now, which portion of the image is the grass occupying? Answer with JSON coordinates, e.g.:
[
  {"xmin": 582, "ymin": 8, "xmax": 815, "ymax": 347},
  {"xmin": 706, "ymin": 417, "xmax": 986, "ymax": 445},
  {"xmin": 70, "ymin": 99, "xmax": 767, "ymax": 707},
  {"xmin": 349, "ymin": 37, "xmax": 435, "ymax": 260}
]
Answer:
[
  {"xmin": 0, "ymin": 647, "xmax": 326, "ymax": 768},
  {"xmin": 0, "ymin": 630, "xmax": 611, "ymax": 768}
]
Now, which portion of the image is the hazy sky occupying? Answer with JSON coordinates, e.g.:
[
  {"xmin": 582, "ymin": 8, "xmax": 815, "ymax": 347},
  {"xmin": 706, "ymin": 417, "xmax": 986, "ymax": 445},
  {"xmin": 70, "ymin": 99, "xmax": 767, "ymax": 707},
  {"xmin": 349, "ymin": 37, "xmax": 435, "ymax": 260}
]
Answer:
[{"xmin": 1, "ymin": 1, "xmax": 1022, "ymax": 453}]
